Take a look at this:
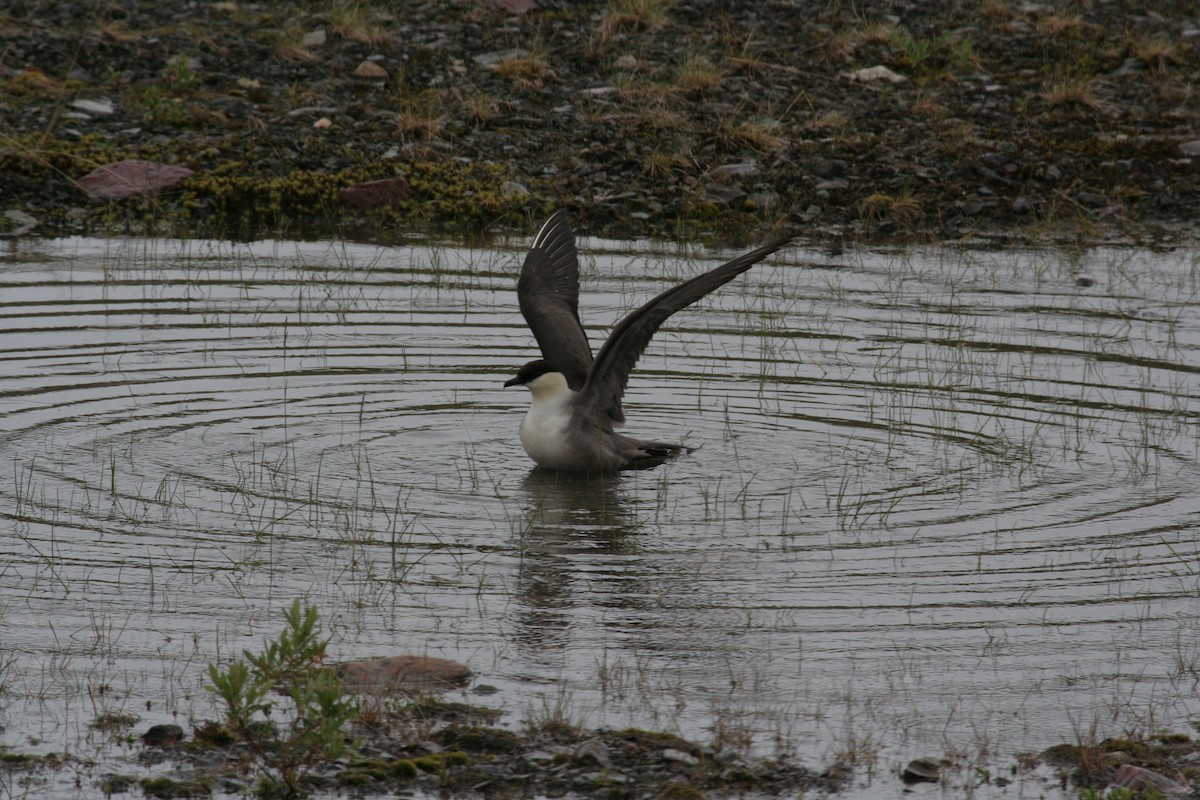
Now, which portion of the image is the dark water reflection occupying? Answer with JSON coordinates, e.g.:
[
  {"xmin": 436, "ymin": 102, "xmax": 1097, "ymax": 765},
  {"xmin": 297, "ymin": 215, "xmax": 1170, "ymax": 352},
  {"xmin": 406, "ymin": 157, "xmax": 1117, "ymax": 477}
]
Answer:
[{"xmin": 1, "ymin": 235, "xmax": 1199, "ymax": 798}]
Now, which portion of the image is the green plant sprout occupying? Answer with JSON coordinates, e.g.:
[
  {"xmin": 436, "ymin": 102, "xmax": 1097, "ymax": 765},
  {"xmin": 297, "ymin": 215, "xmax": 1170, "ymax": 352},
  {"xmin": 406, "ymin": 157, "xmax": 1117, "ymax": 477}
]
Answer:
[{"xmin": 207, "ymin": 600, "xmax": 357, "ymax": 797}]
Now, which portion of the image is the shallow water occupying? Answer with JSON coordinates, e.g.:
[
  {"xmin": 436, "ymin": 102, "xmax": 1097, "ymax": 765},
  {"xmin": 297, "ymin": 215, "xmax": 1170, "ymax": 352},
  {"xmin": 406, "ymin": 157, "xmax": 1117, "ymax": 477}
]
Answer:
[{"xmin": 2, "ymin": 234, "xmax": 1198, "ymax": 796}]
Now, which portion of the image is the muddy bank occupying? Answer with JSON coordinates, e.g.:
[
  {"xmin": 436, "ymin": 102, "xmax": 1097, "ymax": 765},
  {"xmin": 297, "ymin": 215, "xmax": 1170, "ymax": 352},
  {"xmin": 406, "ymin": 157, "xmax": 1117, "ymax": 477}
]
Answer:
[{"xmin": 1, "ymin": 0, "xmax": 1198, "ymax": 243}]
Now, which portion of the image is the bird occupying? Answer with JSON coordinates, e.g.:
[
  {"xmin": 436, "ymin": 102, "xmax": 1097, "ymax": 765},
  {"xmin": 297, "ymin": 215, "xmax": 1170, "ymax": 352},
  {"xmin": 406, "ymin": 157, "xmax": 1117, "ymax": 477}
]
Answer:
[{"xmin": 504, "ymin": 210, "xmax": 793, "ymax": 473}]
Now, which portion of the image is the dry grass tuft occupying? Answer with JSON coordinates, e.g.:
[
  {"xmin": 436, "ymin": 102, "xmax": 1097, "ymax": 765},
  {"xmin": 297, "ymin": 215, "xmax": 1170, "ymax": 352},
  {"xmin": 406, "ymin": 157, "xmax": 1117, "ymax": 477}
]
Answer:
[
  {"xmin": 673, "ymin": 54, "xmax": 723, "ymax": 93},
  {"xmin": 495, "ymin": 53, "xmax": 554, "ymax": 89},
  {"xmin": 860, "ymin": 191, "xmax": 923, "ymax": 226},
  {"xmin": 598, "ymin": 0, "xmax": 671, "ymax": 38},
  {"xmin": 716, "ymin": 116, "xmax": 786, "ymax": 153},
  {"xmin": 1040, "ymin": 77, "xmax": 1105, "ymax": 111},
  {"xmin": 455, "ymin": 90, "xmax": 507, "ymax": 124},
  {"xmin": 1036, "ymin": 13, "xmax": 1092, "ymax": 36},
  {"xmin": 1128, "ymin": 34, "xmax": 1181, "ymax": 74},
  {"xmin": 979, "ymin": 0, "xmax": 1013, "ymax": 22},
  {"xmin": 330, "ymin": 1, "xmax": 392, "ymax": 46},
  {"xmin": 272, "ymin": 22, "xmax": 317, "ymax": 61},
  {"xmin": 7, "ymin": 68, "xmax": 64, "ymax": 95}
]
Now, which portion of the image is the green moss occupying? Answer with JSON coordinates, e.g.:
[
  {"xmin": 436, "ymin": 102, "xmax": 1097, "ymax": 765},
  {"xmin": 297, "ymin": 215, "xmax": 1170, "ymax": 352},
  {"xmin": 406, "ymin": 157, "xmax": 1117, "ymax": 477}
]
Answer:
[
  {"xmin": 438, "ymin": 725, "xmax": 521, "ymax": 753},
  {"xmin": 388, "ymin": 758, "xmax": 419, "ymax": 779},
  {"xmin": 139, "ymin": 776, "xmax": 213, "ymax": 798},
  {"xmin": 413, "ymin": 751, "xmax": 470, "ymax": 772},
  {"xmin": 659, "ymin": 781, "xmax": 705, "ymax": 800},
  {"xmin": 192, "ymin": 720, "xmax": 236, "ymax": 747},
  {"xmin": 1041, "ymin": 743, "xmax": 1079, "ymax": 765},
  {"xmin": 0, "ymin": 752, "xmax": 41, "ymax": 768}
]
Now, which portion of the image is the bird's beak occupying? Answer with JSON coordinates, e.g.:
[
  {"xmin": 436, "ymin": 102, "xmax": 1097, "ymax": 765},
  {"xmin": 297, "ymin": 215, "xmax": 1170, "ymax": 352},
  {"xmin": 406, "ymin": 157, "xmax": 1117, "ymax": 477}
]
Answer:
[{"xmin": 503, "ymin": 376, "xmax": 521, "ymax": 388}]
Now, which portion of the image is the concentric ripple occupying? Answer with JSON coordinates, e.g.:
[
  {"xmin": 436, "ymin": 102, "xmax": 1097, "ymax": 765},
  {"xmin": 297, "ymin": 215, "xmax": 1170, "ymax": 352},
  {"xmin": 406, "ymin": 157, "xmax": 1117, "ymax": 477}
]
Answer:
[{"xmin": 2, "ymin": 236, "xmax": 1199, "ymax": 796}]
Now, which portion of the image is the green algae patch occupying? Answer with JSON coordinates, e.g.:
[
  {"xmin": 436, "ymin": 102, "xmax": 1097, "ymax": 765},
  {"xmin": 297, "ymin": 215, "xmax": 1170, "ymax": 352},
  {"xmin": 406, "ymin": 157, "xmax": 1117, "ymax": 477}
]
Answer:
[
  {"xmin": 139, "ymin": 775, "xmax": 214, "ymax": 798},
  {"xmin": 413, "ymin": 751, "xmax": 471, "ymax": 772},
  {"xmin": 437, "ymin": 725, "xmax": 522, "ymax": 754}
]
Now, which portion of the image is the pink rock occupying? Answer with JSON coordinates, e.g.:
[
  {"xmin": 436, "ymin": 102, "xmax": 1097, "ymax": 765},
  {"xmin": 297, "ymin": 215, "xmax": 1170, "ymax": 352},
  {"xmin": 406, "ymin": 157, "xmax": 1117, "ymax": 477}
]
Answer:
[
  {"xmin": 492, "ymin": 0, "xmax": 535, "ymax": 13},
  {"xmin": 353, "ymin": 60, "xmax": 388, "ymax": 79},
  {"xmin": 77, "ymin": 160, "xmax": 195, "ymax": 200},
  {"xmin": 338, "ymin": 177, "xmax": 411, "ymax": 209},
  {"xmin": 333, "ymin": 655, "xmax": 472, "ymax": 692}
]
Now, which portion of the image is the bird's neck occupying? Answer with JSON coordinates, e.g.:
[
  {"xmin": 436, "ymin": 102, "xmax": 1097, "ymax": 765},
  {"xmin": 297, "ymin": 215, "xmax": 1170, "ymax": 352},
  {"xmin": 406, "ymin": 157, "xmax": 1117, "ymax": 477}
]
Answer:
[{"xmin": 526, "ymin": 371, "xmax": 574, "ymax": 406}]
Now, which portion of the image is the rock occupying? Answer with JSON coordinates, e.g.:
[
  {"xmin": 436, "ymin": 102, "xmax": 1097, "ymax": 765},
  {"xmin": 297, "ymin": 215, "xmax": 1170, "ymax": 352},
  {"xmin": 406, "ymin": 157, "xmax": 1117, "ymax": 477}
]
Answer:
[
  {"xmin": 141, "ymin": 724, "xmax": 185, "ymax": 747},
  {"xmin": 333, "ymin": 655, "xmax": 471, "ymax": 691},
  {"xmin": 338, "ymin": 177, "xmax": 412, "ymax": 209},
  {"xmin": 1, "ymin": 209, "xmax": 39, "ymax": 237},
  {"xmin": 1105, "ymin": 764, "xmax": 1189, "ymax": 798},
  {"xmin": 746, "ymin": 190, "xmax": 780, "ymax": 210},
  {"xmin": 901, "ymin": 757, "xmax": 941, "ymax": 783},
  {"xmin": 808, "ymin": 158, "xmax": 845, "ymax": 179},
  {"xmin": 473, "ymin": 49, "xmax": 527, "ymax": 70},
  {"xmin": 843, "ymin": 65, "xmax": 906, "ymax": 83},
  {"xmin": 701, "ymin": 184, "xmax": 747, "ymax": 207},
  {"xmin": 313, "ymin": 117, "xmax": 332, "ymax": 129},
  {"xmin": 1077, "ymin": 191, "xmax": 1109, "ymax": 208},
  {"xmin": 354, "ymin": 60, "xmax": 388, "ymax": 79},
  {"xmin": 1179, "ymin": 140, "xmax": 1200, "ymax": 156},
  {"xmin": 1011, "ymin": 195, "xmax": 1033, "ymax": 213},
  {"xmin": 77, "ymin": 160, "xmax": 195, "ymax": 199},
  {"xmin": 814, "ymin": 178, "xmax": 848, "ymax": 191},
  {"xmin": 500, "ymin": 180, "xmax": 530, "ymax": 199},
  {"xmin": 662, "ymin": 748, "xmax": 699, "ymax": 766},
  {"xmin": 707, "ymin": 162, "xmax": 758, "ymax": 181},
  {"xmin": 575, "ymin": 737, "xmax": 611, "ymax": 767},
  {"xmin": 302, "ymin": 29, "xmax": 326, "ymax": 47},
  {"xmin": 492, "ymin": 0, "xmax": 535, "ymax": 14},
  {"xmin": 70, "ymin": 98, "xmax": 114, "ymax": 116}
]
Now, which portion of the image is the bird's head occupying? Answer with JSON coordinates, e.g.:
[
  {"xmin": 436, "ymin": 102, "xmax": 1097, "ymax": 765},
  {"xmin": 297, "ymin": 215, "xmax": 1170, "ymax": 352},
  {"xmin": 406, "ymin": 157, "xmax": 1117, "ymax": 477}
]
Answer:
[{"xmin": 504, "ymin": 359, "xmax": 557, "ymax": 388}]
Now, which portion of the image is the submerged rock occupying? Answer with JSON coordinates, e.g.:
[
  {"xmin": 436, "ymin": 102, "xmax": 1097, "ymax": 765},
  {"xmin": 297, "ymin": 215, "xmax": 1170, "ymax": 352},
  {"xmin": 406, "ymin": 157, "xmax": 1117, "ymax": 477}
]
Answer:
[
  {"xmin": 333, "ymin": 655, "xmax": 472, "ymax": 691},
  {"xmin": 901, "ymin": 757, "xmax": 941, "ymax": 783},
  {"xmin": 1105, "ymin": 764, "xmax": 1190, "ymax": 798}
]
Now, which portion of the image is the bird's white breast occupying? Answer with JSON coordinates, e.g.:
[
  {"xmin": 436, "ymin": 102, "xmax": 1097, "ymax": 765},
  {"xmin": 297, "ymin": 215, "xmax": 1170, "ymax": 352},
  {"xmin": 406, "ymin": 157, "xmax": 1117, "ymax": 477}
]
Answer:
[{"xmin": 518, "ymin": 373, "xmax": 577, "ymax": 468}]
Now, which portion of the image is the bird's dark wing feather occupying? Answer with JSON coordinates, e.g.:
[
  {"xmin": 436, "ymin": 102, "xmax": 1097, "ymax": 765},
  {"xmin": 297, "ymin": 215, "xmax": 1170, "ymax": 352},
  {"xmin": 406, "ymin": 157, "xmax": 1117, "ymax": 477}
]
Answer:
[
  {"xmin": 517, "ymin": 210, "xmax": 593, "ymax": 390},
  {"xmin": 580, "ymin": 235, "xmax": 794, "ymax": 418}
]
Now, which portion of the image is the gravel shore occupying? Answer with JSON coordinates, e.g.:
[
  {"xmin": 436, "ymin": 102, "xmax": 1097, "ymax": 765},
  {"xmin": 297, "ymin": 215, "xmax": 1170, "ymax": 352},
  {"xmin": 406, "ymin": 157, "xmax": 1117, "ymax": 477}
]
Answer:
[{"xmin": 2, "ymin": 0, "xmax": 1198, "ymax": 242}]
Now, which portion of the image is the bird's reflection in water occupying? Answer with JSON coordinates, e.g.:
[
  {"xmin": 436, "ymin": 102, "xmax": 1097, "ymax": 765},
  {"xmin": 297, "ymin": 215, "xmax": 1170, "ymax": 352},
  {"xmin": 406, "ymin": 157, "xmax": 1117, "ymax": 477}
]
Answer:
[{"xmin": 511, "ymin": 469, "xmax": 642, "ymax": 659}]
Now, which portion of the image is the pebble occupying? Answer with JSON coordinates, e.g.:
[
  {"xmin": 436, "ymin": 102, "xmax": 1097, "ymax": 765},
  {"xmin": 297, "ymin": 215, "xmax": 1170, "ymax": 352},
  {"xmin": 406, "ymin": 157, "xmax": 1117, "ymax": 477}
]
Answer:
[
  {"xmin": 661, "ymin": 748, "xmax": 699, "ymax": 766},
  {"xmin": 815, "ymin": 178, "xmax": 848, "ymax": 191},
  {"xmin": 473, "ymin": 48, "xmax": 526, "ymax": 70},
  {"xmin": 2, "ymin": 209, "xmax": 39, "ymax": 236},
  {"xmin": 71, "ymin": 98, "xmax": 114, "ymax": 116},
  {"xmin": 708, "ymin": 162, "xmax": 759, "ymax": 181},
  {"xmin": 1179, "ymin": 140, "xmax": 1200, "ymax": 156},
  {"xmin": 843, "ymin": 65, "xmax": 906, "ymax": 83},
  {"xmin": 575, "ymin": 737, "xmax": 611, "ymax": 767},
  {"xmin": 500, "ymin": 181, "xmax": 530, "ymax": 199}
]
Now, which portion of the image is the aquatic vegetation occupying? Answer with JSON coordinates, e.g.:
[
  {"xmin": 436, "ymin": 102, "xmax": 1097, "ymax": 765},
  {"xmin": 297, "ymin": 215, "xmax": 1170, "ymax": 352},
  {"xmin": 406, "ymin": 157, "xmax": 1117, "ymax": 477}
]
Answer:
[{"xmin": 207, "ymin": 600, "xmax": 357, "ymax": 796}]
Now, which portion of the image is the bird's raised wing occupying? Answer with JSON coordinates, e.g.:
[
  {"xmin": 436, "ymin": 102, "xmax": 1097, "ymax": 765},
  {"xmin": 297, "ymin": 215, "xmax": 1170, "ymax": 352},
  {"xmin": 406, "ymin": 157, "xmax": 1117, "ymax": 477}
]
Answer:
[
  {"xmin": 580, "ymin": 235, "xmax": 794, "ymax": 419},
  {"xmin": 517, "ymin": 210, "xmax": 593, "ymax": 390}
]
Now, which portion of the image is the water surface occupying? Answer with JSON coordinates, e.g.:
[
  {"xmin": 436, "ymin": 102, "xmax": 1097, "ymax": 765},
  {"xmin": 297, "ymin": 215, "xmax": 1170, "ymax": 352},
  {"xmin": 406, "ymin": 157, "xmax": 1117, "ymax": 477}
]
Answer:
[{"xmin": 2, "ymin": 234, "xmax": 1198, "ymax": 796}]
